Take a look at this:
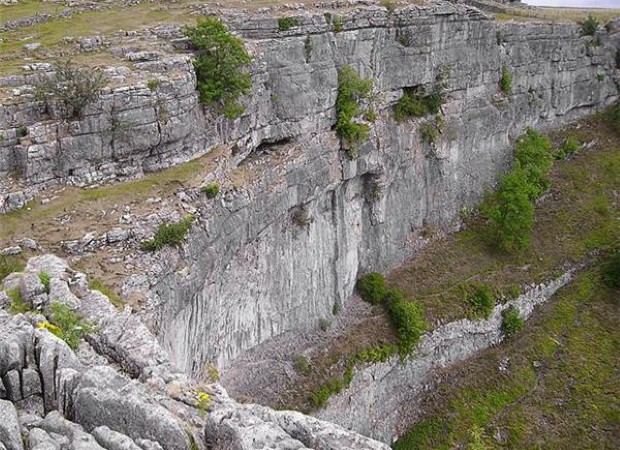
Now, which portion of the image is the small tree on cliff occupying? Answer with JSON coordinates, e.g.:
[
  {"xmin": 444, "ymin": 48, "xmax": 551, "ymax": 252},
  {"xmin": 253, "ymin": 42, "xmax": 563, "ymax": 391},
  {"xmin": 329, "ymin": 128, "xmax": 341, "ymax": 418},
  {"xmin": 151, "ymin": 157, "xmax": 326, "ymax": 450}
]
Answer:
[
  {"xmin": 184, "ymin": 17, "xmax": 253, "ymax": 119},
  {"xmin": 35, "ymin": 59, "xmax": 106, "ymax": 119}
]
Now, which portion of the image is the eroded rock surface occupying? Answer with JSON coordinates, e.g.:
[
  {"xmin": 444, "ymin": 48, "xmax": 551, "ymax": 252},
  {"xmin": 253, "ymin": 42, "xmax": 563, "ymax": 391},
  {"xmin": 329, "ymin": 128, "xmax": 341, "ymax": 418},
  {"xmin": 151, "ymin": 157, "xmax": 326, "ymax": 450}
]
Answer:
[{"xmin": 0, "ymin": 255, "xmax": 390, "ymax": 450}]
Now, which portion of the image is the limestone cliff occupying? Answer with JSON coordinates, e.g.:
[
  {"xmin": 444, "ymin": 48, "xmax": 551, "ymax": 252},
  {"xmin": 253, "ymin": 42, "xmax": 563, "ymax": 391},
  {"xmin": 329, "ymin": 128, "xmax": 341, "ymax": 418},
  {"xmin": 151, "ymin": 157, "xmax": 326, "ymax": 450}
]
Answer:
[{"xmin": 0, "ymin": 1, "xmax": 618, "ymax": 377}]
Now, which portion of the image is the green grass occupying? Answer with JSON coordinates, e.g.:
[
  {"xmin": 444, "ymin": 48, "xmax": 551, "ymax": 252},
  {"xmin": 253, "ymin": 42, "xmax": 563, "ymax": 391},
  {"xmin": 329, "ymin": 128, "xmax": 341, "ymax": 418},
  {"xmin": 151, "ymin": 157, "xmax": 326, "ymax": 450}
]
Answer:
[
  {"xmin": 48, "ymin": 301, "xmax": 95, "ymax": 349},
  {"xmin": 140, "ymin": 215, "xmax": 194, "ymax": 251},
  {"xmin": 38, "ymin": 271, "xmax": 50, "ymax": 294},
  {"xmin": 394, "ymin": 270, "xmax": 619, "ymax": 449},
  {"xmin": 0, "ymin": 255, "xmax": 24, "ymax": 283},
  {"xmin": 8, "ymin": 288, "xmax": 31, "ymax": 315},
  {"xmin": 0, "ymin": 154, "xmax": 209, "ymax": 242},
  {"xmin": 88, "ymin": 278, "xmax": 124, "ymax": 308}
]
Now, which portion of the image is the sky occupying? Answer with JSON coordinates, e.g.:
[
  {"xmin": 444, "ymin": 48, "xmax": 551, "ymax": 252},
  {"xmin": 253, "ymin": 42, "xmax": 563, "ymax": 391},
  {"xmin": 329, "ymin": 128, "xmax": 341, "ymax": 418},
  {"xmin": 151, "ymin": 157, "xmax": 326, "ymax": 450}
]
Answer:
[{"xmin": 523, "ymin": 0, "xmax": 620, "ymax": 7}]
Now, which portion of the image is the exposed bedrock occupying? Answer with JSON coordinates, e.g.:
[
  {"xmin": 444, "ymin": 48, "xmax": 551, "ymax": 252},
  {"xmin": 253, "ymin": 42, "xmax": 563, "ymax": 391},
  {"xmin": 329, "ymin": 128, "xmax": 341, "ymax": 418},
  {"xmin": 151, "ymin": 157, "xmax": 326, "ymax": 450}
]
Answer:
[
  {"xmin": 151, "ymin": 8, "xmax": 619, "ymax": 372},
  {"xmin": 0, "ymin": 255, "xmax": 390, "ymax": 450},
  {"xmin": 1, "ymin": 3, "xmax": 618, "ymax": 374}
]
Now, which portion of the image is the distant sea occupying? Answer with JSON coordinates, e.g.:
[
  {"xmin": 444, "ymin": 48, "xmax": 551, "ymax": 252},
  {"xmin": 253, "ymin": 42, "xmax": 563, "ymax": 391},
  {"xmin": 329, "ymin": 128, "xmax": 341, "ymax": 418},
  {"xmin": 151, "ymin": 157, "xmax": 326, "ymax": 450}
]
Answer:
[{"xmin": 523, "ymin": 0, "xmax": 620, "ymax": 8}]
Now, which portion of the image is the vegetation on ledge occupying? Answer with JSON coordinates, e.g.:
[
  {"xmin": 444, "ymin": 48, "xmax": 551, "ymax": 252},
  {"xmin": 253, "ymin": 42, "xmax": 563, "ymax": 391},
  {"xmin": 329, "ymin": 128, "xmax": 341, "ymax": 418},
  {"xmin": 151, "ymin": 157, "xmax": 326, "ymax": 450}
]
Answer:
[
  {"xmin": 335, "ymin": 65, "xmax": 374, "ymax": 158},
  {"xmin": 184, "ymin": 17, "xmax": 252, "ymax": 119}
]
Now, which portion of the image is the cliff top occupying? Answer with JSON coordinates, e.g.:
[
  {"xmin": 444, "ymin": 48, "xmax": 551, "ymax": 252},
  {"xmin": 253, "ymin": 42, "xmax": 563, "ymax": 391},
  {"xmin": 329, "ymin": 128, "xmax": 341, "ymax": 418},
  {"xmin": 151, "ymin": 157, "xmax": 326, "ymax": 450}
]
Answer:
[{"xmin": 1, "ymin": 0, "xmax": 618, "ymax": 77}]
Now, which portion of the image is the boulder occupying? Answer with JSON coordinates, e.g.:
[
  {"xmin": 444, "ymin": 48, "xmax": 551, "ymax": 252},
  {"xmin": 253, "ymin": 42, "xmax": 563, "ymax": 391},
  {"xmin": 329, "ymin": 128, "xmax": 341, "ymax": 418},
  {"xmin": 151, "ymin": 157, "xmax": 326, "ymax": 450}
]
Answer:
[
  {"xmin": 28, "ymin": 428, "xmax": 61, "ymax": 450},
  {"xmin": 0, "ymin": 399, "xmax": 24, "ymax": 450},
  {"xmin": 92, "ymin": 426, "xmax": 143, "ymax": 450}
]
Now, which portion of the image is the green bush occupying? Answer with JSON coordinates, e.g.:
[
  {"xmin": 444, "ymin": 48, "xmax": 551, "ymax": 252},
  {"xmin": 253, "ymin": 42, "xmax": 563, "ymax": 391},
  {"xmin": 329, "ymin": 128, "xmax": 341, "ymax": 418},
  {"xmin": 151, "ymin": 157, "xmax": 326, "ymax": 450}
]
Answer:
[
  {"xmin": 601, "ymin": 249, "xmax": 620, "ymax": 289},
  {"xmin": 356, "ymin": 272, "xmax": 387, "ymax": 304},
  {"xmin": 579, "ymin": 14, "xmax": 599, "ymax": 36},
  {"xmin": 0, "ymin": 255, "xmax": 24, "ymax": 283},
  {"xmin": 184, "ymin": 18, "xmax": 252, "ymax": 119},
  {"xmin": 394, "ymin": 90, "xmax": 427, "ymax": 121},
  {"xmin": 484, "ymin": 167, "xmax": 536, "ymax": 252},
  {"xmin": 332, "ymin": 15, "xmax": 343, "ymax": 33},
  {"xmin": 38, "ymin": 272, "xmax": 51, "ymax": 294},
  {"xmin": 482, "ymin": 128, "xmax": 553, "ymax": 253},
  {"xmin": 335, "ymin": 65, "xmax": 373, "ymax": 150},
  {"xmin": 501, "ymin": 305, "xmax": 524, "ymax": 337},
  {"xmin": 385, "ymin": 288, "xmax": 426, "ymax": 357},
  {"xmin": 462, "ymin": 282, "xmax": 495, "ymax": 319},
  {"xmin": 419, "ymin": 115, "xmax": 445, "ymax": 144},
  {"xmin": 140, "ymin": 216, "xmax": 194, "ymax": 252},
  {"xmin": 514, "ymin": 128, "xmax": 553, "ymax": 197},
  {"xmin": 555, "ymin": 135, "xmax": 580, "ymax": 160},
  {"xmin": 278, "ymin": 17, "xmax": 298, "ymax": 31},
  {"xmin": 202, "ymin": 182, "xmax": 220, "ymax": 199},
  {"xmin": 48, "ymin": 302, "xmax": 96, "ymax": 349},
  {"xmin": 394, "ymin": 73, "xmax": 447, "ymax": 122},
  {"xmin": 499, "ymin": 66, "xmax": 512, "ymax": 94}
]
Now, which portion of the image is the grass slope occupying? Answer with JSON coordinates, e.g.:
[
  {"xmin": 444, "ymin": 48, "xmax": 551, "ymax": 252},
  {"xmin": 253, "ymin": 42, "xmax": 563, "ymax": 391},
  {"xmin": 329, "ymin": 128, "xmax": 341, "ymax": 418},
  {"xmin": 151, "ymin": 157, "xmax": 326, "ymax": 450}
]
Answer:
[{"xmin": 394, "ymin": 268, "xmax": 619, "ymax": 450}]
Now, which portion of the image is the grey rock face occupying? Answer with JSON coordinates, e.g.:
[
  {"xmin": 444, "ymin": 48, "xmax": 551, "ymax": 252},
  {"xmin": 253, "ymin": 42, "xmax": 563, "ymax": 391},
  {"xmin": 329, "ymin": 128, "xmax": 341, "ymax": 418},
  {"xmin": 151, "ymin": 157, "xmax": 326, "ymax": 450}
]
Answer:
[
  {"xmin": 142, "ymin": 6, "xmax": 619, "ymax": 373},
  {"xmin": 0, "ymin": 399, "xmax": 23, "ymax": 450}
]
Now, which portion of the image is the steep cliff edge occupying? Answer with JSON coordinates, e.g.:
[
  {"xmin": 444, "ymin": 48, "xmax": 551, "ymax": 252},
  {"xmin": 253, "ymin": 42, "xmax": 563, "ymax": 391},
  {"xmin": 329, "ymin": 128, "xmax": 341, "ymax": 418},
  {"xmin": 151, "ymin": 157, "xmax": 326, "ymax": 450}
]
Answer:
[{"xmin": 1, "ymin": 0, "xmax": 618, "ymax": 375}]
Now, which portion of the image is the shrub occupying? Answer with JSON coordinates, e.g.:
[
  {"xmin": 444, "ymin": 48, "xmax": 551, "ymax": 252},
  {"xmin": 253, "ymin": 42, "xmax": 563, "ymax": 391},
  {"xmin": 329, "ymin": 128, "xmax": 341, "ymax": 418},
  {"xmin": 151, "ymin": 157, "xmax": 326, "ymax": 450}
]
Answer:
[
  {"xmin": 35, "ymin": 59, "xmax": 105, "ymax": 119},
  {"xmin": 499, "ymin": 65, "xmax": 512, "ymax": 94},
  {"xmin": 202, "ymin": 182, "xmax": 220, "ymax": 199},
  {"xmin": 601, "ymin": 249, "xmax": 620, "ymax": 289},
  {"xmin": 8, "ymin": 289, "xmax": 31, "ymax": 315},
  {"xmin": 579, "ymin": 14, "xmax": 599, "ymax": 36},
  {"xmin": 88, "ymin": 278, "xmax": 124, "ymax": 308},
  {"xmin": 482, "ymin": 128, "xmax": 553, "ymax": 253},
  {"xmin": 514, "ymin": 128, "xmax": 553, "ymax": 197},
  {"xmin": 335, "ymin": 65, "xmax": 373, "ymax": 149},
  {"xmin": 483, "ymin": 167, "xmax": 536, "ymax": 252},
  {"xmin": 356, "ymin": 272, "xmax": 387, "ymax": 304},
  {"xmin": 333, "ymin": 15, "xmax": 343, "ymax": 33},
  {"xmin": 184, "ymin": 18, "xmax": 252, "ymax": 119},
  {"xmin": 38, "ymin": 272, "xmax": 50, "ymax": 294},
  {"xmin": 0, "ymin": 255, "xmax": 24, "ymax": 283},
  {"xmin": 385, "ymin": 288, "xmax": 426, "ymax": 357},
  {"xmin": 462, "ymin": 283, "xmax": 495, "ymax": 319},
  {"xmin": 47, "ymin": 302, "xmax": 96, "ymax": 349},
  {"xmin": 394, "ymin": 90, "xmax": 427, "ymax": 121},
  {"xmin": 140, "ymin": 216, "xmax": 194, "ymax": 251},
  {"xmin": 356, "ymin": 342, "xmax": 398, "ymax": 363},
  {"xmin": 294, "ymin": 355, "xmax": 312, "ymax": 375},
  {"xmin": 501, "ymin": 305, "xmax": 524, "ymax": 337},
  {"xmin": 278, "ymin": 17, "xmax": 298, "ymax": 31}
]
